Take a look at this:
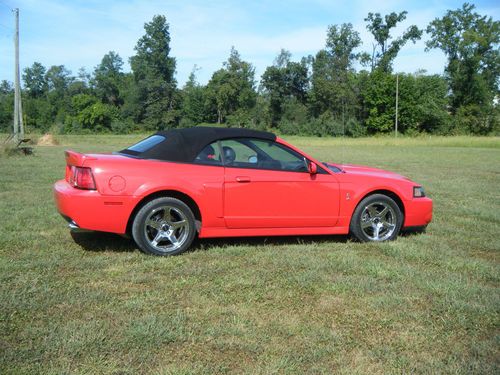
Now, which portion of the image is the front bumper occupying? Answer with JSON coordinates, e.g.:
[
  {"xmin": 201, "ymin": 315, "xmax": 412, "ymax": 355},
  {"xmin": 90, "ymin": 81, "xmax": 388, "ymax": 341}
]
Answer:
[
  {"xmin": 403, "ymin": 197, "xmax": 433, "ymax": 228},
  {"xmin": 54, "ymin": 180, "xmax": 135, "ymax": 234}
]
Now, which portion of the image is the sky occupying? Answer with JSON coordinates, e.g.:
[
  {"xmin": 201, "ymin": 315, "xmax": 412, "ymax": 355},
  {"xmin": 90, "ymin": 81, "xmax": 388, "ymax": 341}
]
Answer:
[{"xmin": 0, "ymin": 0, "xmax": 498, "ymax": 86}]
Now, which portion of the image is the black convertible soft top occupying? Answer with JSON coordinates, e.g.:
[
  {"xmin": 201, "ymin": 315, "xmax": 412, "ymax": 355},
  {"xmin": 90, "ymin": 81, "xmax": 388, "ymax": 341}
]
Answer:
[{"xmin": 119, "ymin": 127, "xmax": 276, "ymax": 162}]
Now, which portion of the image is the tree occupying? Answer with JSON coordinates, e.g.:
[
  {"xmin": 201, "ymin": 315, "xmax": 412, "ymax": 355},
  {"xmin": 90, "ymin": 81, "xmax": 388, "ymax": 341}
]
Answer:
[
  {"xmin": 206, "ymin": 47, "xmax": 256, "ymax": 124},
  {"xmin": 359, "ymin": 70, "xmax": 395, "ymax": 133},
  {"xmin": 261, "ymin": 49, "xmax": 309, "ymax": 125},
  {"xmin": 360, "ymin": 71, "xmax": 450, "ymax": 134},
  {"xmin": 0, "ymin": 81, "xmax": 13, "ymax": 132},
  {"xmin": 45, "ymin": 65, "xmax": 73, "ymax": 93},
  {"xmin": 23, "ymin": 62, "xmax": 47, "ymax": 98},
  {"xmin": 0, "ymin": 80, "xmax": 13, "ymax": 94},
  {"xmin": 426, "ymin": 3, "xmax": 499, "ymax": 113},
  {"xmin": 180, "ymin": 67, "xmax": 207, "ymax": 125},
  {"xmin": 397, "ymin": 72, "xmax": 450, "ymax": 134},
  {"xmin": 310, "ymin": 23, "xmax": 362, "ymax": 120},
  {"xmin": 325, "ymin": 23, "xmax": 364, "ymax": 72},
  {"xmin": 365, "ymin": 11, "xmax": 422, "ymax": 72},
  {"xmin": 130, "ymin": 15, "xmax": 177, "ymax": 130},
  {"xmin": 94, "ymin": 51, "xmax": 125, "ymax": 106}
]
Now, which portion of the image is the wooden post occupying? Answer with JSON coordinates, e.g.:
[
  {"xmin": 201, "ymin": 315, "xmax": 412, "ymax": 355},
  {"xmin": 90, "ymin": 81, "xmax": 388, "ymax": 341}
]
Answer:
[
  {"xmin": 13, "ymin": 8, "xmax": 23, "ymax": 141},
  {"xmin": 395, "ymin": 74, "xmax": 399, "ymax": 138}
]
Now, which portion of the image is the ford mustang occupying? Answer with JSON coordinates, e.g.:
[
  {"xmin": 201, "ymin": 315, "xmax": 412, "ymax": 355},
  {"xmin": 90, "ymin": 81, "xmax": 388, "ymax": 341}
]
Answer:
[{"xmin": 54, "ymin": 127, "xmax": 432, "ymax": 255}]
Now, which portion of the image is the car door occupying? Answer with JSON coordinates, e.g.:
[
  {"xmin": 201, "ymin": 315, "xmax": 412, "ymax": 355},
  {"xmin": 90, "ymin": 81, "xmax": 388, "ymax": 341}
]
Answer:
[{"xmin": 221, "ymin": 138, "xmax": 339, "ymax": 229}]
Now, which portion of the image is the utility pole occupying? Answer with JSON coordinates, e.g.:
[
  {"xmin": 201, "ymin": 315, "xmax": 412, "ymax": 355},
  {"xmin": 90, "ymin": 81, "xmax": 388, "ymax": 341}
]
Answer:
[
  {"xmin": 395, "ymin": 74, "xmax": 399, "ymax": 138},
  {"xmin": 13, "ymin": 8, "xmax": 23, "ymax": 142}
]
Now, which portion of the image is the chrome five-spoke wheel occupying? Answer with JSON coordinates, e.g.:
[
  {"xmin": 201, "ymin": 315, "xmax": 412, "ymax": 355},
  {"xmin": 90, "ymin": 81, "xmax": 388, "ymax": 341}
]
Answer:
[
  {"xmin": 132, "ymin": 197, "xmax": 196, "ymax": 255},
  {"xmin": 144, "ymin": 205, "xmax": 190, "ymax": 252},
  {"xmin": 350, "ymin": 194, "xmax": 403, "ymax": 242},
  {"xmin": 360, "ymin": 202, "xmax": 397, "ymax": 241}
]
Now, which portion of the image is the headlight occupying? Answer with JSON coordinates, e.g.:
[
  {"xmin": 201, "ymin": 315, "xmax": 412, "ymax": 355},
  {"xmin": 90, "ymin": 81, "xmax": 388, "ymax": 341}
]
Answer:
[{"xmin": 413, "ymin": 186, "xmax": 426, "ymax": 198}]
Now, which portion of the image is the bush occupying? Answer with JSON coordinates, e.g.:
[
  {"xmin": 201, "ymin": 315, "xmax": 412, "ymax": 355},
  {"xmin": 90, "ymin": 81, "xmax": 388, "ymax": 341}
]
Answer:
[
  {"xmin": 308, "ymin": 112, "xmax": 343, "ymax": 137},
  {"xmin": 63, "ymin": 102, "xmax": 119, "ymax": 133},
  {"xmin": 277, "ymin": 99, "xmax": 310, "ymax": 135},
  {"xmin": 345, "ymin": 118, "xmax": 366, "ymax": 137},
  {"xmin": 454, "ymin": 105, "xmax": 497, "ymax": 135},
  {"xmin": 226, "ymin": 109, "xmax": 252, "ymax": 128}
]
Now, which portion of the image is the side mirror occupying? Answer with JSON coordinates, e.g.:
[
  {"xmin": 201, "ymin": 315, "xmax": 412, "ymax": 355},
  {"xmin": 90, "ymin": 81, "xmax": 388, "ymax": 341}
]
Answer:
[{"xmin": 308, "ymin": 161, "xmax": 317, "ymax": 175}]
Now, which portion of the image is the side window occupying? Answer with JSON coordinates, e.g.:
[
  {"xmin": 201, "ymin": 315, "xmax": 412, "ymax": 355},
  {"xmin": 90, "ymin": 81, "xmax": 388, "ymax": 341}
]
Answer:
[
  {"xmin": 219, "ymin": 138, "xmax": 308, "ymax": 172},
  {"xmin": 250, "ymin": 139, "xmax": 308, "ymax": 172},
  {"xmin": 219, "ymin": 140, "xmax": 258, "ymax": 166},
  {"xmin": 194, "ymin": 142, "xmax": 222, "ymax": 166}
]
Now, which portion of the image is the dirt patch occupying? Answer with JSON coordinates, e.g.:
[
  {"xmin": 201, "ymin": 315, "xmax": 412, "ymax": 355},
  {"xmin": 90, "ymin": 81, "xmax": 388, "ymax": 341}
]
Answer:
[{"xmin": 37, "ymin": 134, "xmax": 59, "ymax": 146}]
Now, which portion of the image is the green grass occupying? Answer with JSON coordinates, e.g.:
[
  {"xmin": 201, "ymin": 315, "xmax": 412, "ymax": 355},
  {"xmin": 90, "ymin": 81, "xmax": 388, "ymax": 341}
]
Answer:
[{"xmin": 0, "ymin": 135, "xmax": 499, "ymax": 374}]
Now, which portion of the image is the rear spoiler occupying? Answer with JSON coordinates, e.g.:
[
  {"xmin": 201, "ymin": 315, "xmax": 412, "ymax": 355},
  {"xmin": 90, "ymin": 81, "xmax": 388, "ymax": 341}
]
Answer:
[{"xmin": 64, "ymin": 150, "xmax": 96, "ymax": 167}]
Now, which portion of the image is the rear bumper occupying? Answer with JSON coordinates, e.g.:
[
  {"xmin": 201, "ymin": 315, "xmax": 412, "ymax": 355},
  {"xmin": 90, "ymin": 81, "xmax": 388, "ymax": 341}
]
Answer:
[
  {"xmin": 403, "ymin": 197, "xmax": 433, "ymax": 228},
  {"xmin": 54, "ymin": 180, "xmax": 135, "ymax": 234}
]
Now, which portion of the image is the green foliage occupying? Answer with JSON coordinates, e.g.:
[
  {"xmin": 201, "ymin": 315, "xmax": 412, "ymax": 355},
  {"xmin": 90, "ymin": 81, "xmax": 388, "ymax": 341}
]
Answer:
[
  {"xmin": 45, "ymin": 65, "xmax": 73, "ymax": 93},
  {"xmin": 0, "ymin": 81, "xmax": 13, "ymax": 132},
  {"xmin": 94, "ymin": 51, "xmax": 125, "ymax": 106},
  {"xmin": 226, "ymin": 109, "xmax": 253, "ymax": 128},
  {"xmin": 181, "ymin": 69, "xmax": 208, "ymax": 125},
  {"xmin": 397, "ymin": 73, "xmax": 450, "ymax": 134},
  {"xmin": 205, "ymin": 47, "xmax": 257, "ymax": 124},
  {"xmin": 345, "ymin": 117, "xmax": 366, "ymax": 137},
  {"xmin": 78, "ymin": 102, "xmax": 118, "ymax": 131},
  {"xmin": 426, "ymin": 3, "xmax": 499, "ymax": 116},
  {"xmin": 310, "ymin": 24, "xmax": 362, "ymax": 119},
  {"xmin": 309, "ymin": 112, "xmax": 344, "ymax": 137},
  {"xmin": 359, "ymin": 71, "xmax": 450, "ymax": 135},
  {"xmin": 359, "ymin": 70, "xmax": 395, "ymax": 133},
  {"xmin": 261, "ymin": 49, "xmax": 309, "ymax": 125},
  {"xmin": 454, "ymin": 104, "xmax": 498, "ymax": 135},
  {"xmin": 325, "ymin": 23, "xmax": 364, "ymax": 72},
  {"xmin": 0, "ymin": 9, "xmax": 496, "ymax": 137},
  {"xmin": 365, "ymin": 11, "xmax": 422, "ymax": 72},
  {"xmin": 22, "ymin": 62, "xmax": 48, "ymax": 98},
  {"xmin": 130, "ymin": 15, "xmax": 177, "ymax": 130},
  {"xmin": 64, "ymin": 94, "xmax": 119, "ymax": 133},
  {"xmin": 71, "ymin": 93, "xmax": 98, "ymax": 112},
  {"xmin": 278, "ymin": 98, "xmax": 311, "ymax": 135},
  {"xmin": 23, "ymin": 97, "xmax": 54, "ymax": 132}
]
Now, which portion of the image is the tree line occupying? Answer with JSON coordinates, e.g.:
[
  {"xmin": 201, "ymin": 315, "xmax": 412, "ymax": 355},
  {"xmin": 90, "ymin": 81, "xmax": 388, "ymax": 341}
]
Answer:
[{"xmin": 0, "ymin": 2, "xmax": 498, "ymax": 136}]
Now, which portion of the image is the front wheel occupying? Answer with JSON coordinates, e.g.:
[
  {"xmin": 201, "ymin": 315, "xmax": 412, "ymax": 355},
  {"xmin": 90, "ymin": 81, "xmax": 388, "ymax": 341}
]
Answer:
[
  {"xmin": 132, "ymin": 197, "xmax": 196, "ymax": 256},
  {"xmin": 350, "ymin": 194, "xmax": 403, "ymax": 242}
]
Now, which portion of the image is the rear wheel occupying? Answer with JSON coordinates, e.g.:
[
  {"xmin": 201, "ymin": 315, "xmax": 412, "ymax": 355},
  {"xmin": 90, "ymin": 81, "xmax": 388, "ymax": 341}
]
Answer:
[
  {"xmin": 350, "ymin": 194, "xmax": 403, "ymax": 242},
  {"xmin": 132, "ymin": 197, "xmax": 196, "ymax": 255}
]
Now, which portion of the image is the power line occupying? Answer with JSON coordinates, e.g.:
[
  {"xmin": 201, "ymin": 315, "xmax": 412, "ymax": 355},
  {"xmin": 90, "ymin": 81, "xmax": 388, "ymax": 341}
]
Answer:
[
  {"xmin": 0, "ymin": 0, "xmax": 13, "ymax": 11},
  {"xmin": 0, "ymin": 22, "xmax": 12, "ymax": 30}
]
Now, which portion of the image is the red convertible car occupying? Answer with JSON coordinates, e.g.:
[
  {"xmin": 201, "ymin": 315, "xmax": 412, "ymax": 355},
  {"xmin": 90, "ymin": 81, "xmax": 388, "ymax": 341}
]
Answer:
[{"xmin": 54, "ymin": 127, "xmax": 432, "ymax": 255}]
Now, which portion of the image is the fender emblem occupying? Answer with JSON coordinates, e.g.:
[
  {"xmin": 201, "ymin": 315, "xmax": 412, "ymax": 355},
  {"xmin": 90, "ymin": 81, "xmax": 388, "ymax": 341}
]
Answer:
[{"xmin": 346, "ymin": 193, "xmax": 350, "ymax": 200}]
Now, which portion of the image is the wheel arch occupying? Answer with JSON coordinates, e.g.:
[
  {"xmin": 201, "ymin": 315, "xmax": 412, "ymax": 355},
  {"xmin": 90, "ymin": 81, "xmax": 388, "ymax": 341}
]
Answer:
[
  {"xmin": 126, "ymin": 190, "xmax": 202, "ymax": 235},
  {"xmin": 354, "ymin": 189, "xmax": 406, "ymax": 219}
]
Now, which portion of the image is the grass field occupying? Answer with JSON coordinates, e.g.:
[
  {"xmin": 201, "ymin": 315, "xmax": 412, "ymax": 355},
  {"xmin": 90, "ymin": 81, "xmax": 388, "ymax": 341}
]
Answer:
[{"xmin": 1, "ymin": 134, "xmax": 499, "ymax": 374}]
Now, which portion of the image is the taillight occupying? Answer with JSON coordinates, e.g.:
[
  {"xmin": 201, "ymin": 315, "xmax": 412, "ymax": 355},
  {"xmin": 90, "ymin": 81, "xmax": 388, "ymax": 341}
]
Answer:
[{"xmin": 69, "ymin": 166, "xmax": 96, "ymax": 190}]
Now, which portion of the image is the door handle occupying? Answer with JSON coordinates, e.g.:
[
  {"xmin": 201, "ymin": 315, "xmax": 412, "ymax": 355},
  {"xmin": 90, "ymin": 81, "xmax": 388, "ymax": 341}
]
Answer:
[{"xmin": 236, "ymin": 176, "xmax": 251, "ymax": 183}]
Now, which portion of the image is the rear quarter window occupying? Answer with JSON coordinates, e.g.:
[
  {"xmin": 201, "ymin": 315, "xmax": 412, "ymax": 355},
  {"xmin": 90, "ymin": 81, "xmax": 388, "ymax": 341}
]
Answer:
[{"xmin": 127, "ymin": 135, "xmax": 165, "ymax": 153}]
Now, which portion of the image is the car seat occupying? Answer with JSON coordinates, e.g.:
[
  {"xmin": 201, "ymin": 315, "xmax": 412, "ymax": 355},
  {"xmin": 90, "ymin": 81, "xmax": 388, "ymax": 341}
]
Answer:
[
  {"xmin": 222, "ymin": 146, "xmax": 236, "ymax": 165},
  {"xmin": 197, "ymin": 144, "xmax": 216, "ymax": 161}
]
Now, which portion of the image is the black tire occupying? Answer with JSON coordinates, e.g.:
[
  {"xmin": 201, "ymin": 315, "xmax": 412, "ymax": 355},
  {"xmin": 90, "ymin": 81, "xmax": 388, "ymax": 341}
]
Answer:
[
  {"xmin": 350, "ymin": 194, "xmax": 403, "ymax": 242},
  {"xmin": 132, "ymin": 197, "xmax": 196, "ymax": 256}
]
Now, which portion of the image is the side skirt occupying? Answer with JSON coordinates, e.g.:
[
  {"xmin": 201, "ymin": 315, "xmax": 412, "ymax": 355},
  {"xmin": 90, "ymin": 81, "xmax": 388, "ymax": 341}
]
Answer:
[{"xmin": 199, "ymin": 226, "xmax": 350, "ymax": 238}]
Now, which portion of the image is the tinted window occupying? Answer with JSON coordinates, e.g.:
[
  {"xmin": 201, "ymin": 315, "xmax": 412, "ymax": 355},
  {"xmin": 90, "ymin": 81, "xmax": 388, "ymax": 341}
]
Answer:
[
  {"xmin": 194, "ymin": 142, "xmax": 222, "ymax": 166},
  {"xmin": 127, "ymin": 135, "xmax": 165, "ymax": 153},
  {"xmin": 219, "ymin": 138, "xmax": 308, "ymax": 172}
]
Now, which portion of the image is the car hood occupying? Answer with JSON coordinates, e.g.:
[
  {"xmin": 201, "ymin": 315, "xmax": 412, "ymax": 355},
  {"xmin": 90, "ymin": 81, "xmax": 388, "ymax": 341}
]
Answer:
[{"xmin": 324, "ymin": 162, "xmax": 410, "ymax": 181}]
